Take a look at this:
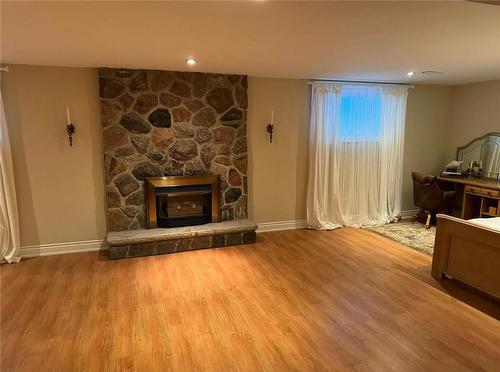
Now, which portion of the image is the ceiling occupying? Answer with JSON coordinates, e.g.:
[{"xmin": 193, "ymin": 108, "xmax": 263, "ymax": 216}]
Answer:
[{"xmin": 1, "ymin": 1, "xmax": 500, "ymax": 85}]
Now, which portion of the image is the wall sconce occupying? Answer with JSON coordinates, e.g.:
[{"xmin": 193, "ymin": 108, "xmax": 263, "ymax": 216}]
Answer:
[
  {"xmin": 66, "ymin": 106, "xmax": 75, "ymax": 146},
  {"xmin": 266, "ymin": 110, "xmax": 274, "ymax": 143}
]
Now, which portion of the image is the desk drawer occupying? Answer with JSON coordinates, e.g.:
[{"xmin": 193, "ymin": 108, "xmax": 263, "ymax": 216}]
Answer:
[
  {"xmin": 482, "ymin": 189, "xmax": 499, "ymax": 198},
  {"xmin": 464, "ymin": 185, "xmax": 500, "ymax": 198},
  {"xmin": 465, "ymin": 185, "xmax": 484, "ymax": 195}
]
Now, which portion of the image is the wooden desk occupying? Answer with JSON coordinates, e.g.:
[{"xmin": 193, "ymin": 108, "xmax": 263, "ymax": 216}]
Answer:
[
  {"xmin": 437, "ymin": 176, "xmax": 500, "ymax": 191},
  {"xmin": 437, "ymin": 176, "xmax": 500, "ymax": 219}
]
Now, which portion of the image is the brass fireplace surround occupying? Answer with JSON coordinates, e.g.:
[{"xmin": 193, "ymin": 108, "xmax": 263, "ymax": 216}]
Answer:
[{"xmin": 144, "ymin": 175, "xmax": 220, "ymax": 228}]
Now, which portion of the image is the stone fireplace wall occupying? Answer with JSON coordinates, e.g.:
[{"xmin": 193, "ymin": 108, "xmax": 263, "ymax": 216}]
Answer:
[{"xmin": 99, "ymin": 68, "xmax": 248, "ymax": 231}]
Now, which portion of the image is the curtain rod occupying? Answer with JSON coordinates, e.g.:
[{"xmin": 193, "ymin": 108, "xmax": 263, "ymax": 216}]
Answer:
[
  {"xmin": 0, "ymin": 66, "xmax": 9, "ymax": 72},
  {"xmin": 308, "ymin": 79, "xmax": 414, "ymax": 89}
]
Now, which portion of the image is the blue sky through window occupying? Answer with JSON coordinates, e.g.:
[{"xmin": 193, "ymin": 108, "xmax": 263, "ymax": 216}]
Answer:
[{"xmin": 339, "ymin": 87, "xmax": 382, "ymax": 142}]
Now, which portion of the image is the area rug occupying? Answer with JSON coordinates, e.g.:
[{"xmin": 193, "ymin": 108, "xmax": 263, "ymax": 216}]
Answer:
[{"xmin": 365, "ymin": 222, "xmax": 436, "ymax": 256}]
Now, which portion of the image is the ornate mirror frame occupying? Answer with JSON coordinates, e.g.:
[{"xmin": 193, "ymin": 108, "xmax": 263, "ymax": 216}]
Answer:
[{"xmin": 456, "ymin": 131, "xmax": 500, "ymax": 178}]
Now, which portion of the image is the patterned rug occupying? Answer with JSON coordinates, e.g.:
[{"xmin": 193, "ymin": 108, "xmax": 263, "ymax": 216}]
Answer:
[{"xmin": 365, "ymin": 221, "xmax": 436, "ymax": 256}]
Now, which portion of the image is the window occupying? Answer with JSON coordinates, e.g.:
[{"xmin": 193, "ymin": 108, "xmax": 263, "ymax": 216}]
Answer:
[{"xmin": 339, "ymin": 85, "xmax": 382, "ymax": 142}]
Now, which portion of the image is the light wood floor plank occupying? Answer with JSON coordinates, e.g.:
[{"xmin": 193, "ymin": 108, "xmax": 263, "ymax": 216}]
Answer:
[{"xmin": 1, "ymin": 228, "xmax": 499, "ymax": 371}]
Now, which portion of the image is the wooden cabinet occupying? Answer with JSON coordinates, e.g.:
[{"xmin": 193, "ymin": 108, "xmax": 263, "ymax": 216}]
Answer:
[
  {"xmin": 436, "ymin": 176, "xmax": 500, "ymax": 220},
  {"xmin": 462, "ymin": 185, "xmax": 500, "ymax": 219}
]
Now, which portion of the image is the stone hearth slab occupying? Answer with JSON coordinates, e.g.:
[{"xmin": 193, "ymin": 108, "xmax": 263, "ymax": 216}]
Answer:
[{"xmin": 107, "ymin": 219, "xmax": 257, "ymax": 259}]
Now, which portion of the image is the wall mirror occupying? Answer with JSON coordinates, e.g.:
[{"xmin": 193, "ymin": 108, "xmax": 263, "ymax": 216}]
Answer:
[{"xmin": 457, "ymin": 132, "xmax": 500, "ymax": 179}]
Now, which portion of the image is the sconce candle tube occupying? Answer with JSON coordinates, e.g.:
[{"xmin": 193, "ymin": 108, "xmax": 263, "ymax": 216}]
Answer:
[{"xmin": 66, "ymin": 106, "xmax": 71, "ymax": 125}]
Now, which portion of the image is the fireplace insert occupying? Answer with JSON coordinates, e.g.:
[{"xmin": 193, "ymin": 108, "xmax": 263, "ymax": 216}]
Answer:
[
  {"xmin": 156, "ymin": 184, "xmax": 212, "ymax": 227},
  {"xmin": 145, "ymin": 175, "xmax": 220, "ymax": 228}
]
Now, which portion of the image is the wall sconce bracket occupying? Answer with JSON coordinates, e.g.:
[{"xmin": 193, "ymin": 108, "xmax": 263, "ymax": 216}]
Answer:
[
  {"xmin": 67, "ymin": 123, "xmax": 75, "ymax": 146},
  {"xmin": 267, "ymin": 123, "xmax": 273, "ymax": 143}
]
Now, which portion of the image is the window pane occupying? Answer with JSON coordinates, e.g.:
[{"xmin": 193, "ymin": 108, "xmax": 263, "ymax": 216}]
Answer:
[{"xmin": 339, "ymin": 86, "xmax": 381, "ymax": 142}]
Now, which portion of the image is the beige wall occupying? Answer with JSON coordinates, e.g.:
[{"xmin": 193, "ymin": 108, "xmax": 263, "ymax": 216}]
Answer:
[
  {"xmin": 445, "ymin": 80, "xmax": 500, "ymax": 162},
  {"xmin": 403, "ymin": 85, "xmax": 451, "ymax": 210},
  {"xmin": 1, "ymin": 65, "xmax": 106, "ymax": 246},
  {"xmin": 247, "ymin": 77, "xmax": 310, "ymax": 223},
  {"xmin": 1, "ymin": 64, "xmax": 464, "ymax": 246},
  {"xmin": 3, "ymin": 66, "xmax": 313, "ymax": 245},
  {"xmin": 247, "ymin": 80, "xmax": 452, "ymax": 217}
]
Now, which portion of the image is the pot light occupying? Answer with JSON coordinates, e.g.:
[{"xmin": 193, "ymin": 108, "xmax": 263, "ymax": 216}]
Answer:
[
  {"xmin": 186, "ymin": 58, "xmax": 197, "ymax": 66},
  {"xmin": 407, "ymin": 71, "xmax": 414, "ymax": 77}
]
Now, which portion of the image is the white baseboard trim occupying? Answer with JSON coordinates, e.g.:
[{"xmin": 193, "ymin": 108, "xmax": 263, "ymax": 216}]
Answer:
[
  {"xmin": 257, "ymin": 211, "xmax": 419, "ymax": 233},
  {"xmin": 20, "ymin": 239, "xmax": 107, "ymax": 258},
  {"xmin": 20, "ymin": 212, "xmax": 418, "ymax": 257},
  {"xmin": 401, "ymin": 209, "xmax": 419, "ymax": 219},
  {"xmin": 256, "ymin": 219, "xmax": 308, "ymax": 233}
]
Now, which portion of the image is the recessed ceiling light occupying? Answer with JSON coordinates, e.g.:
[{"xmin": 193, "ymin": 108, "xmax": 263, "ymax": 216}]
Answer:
[
  {"xmin": 407, "ymin": 71, "xmax": 414, "ymax": 77},
  {"xmin": 186, "ymin": 58, "xmax": 197, "ymax": 66}
]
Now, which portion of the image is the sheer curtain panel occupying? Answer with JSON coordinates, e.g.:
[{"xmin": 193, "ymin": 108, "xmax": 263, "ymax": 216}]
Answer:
[
  {"xmin": 307, "ymin": 82, "xmax": 409, "ymax": 229},
  {"xmin": 0, "ymin": 90, "xmax": 21, "ymax": 263}
]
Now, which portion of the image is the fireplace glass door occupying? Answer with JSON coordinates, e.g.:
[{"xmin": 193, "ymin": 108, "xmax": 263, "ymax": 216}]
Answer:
[{"xmin": 156, "ymin": 184, "xmax": 212, "ymax": 227}]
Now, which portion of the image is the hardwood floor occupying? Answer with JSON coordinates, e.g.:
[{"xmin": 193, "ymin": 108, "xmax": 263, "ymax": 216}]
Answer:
[{"xmin": 2, "ymin": 228, "xmax": 500, "ymax": 371}]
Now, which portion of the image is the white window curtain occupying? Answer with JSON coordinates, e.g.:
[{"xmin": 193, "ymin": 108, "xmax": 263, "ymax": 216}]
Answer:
[
  {"xmin": 0, "ymin": 90, "xmax": 21, "ymax": 263},
  {"xmin": 307, "ymin": 82, "xmax": 409, "ymax": 229}
]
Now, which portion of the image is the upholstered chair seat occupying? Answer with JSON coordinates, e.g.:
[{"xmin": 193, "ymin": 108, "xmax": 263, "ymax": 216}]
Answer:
[{"xmin": 412, "ymin": 172, "xmax": 455, "ymax": 228}]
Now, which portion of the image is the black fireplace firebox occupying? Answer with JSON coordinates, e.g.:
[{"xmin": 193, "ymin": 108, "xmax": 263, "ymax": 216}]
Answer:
[
  {"xmin": 156, "ymin": 184, "xmax": 211, "ymax": 227},
  {"xmin": 144, "ymin": 176, "xmax": 220, "ymax": 229}
]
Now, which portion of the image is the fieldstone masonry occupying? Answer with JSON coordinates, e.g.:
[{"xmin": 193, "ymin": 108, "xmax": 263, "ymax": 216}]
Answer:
[
  {"xmin": 109, "ymin": 230, "xmax": 257, "ymax": 259},
  {"xmin": 107, "ymin": 220, "xmax": 258, "ymax": 259},
  {"xmin": 99, "ymin": 68, "xmax": 248, "ymax": 231}
]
